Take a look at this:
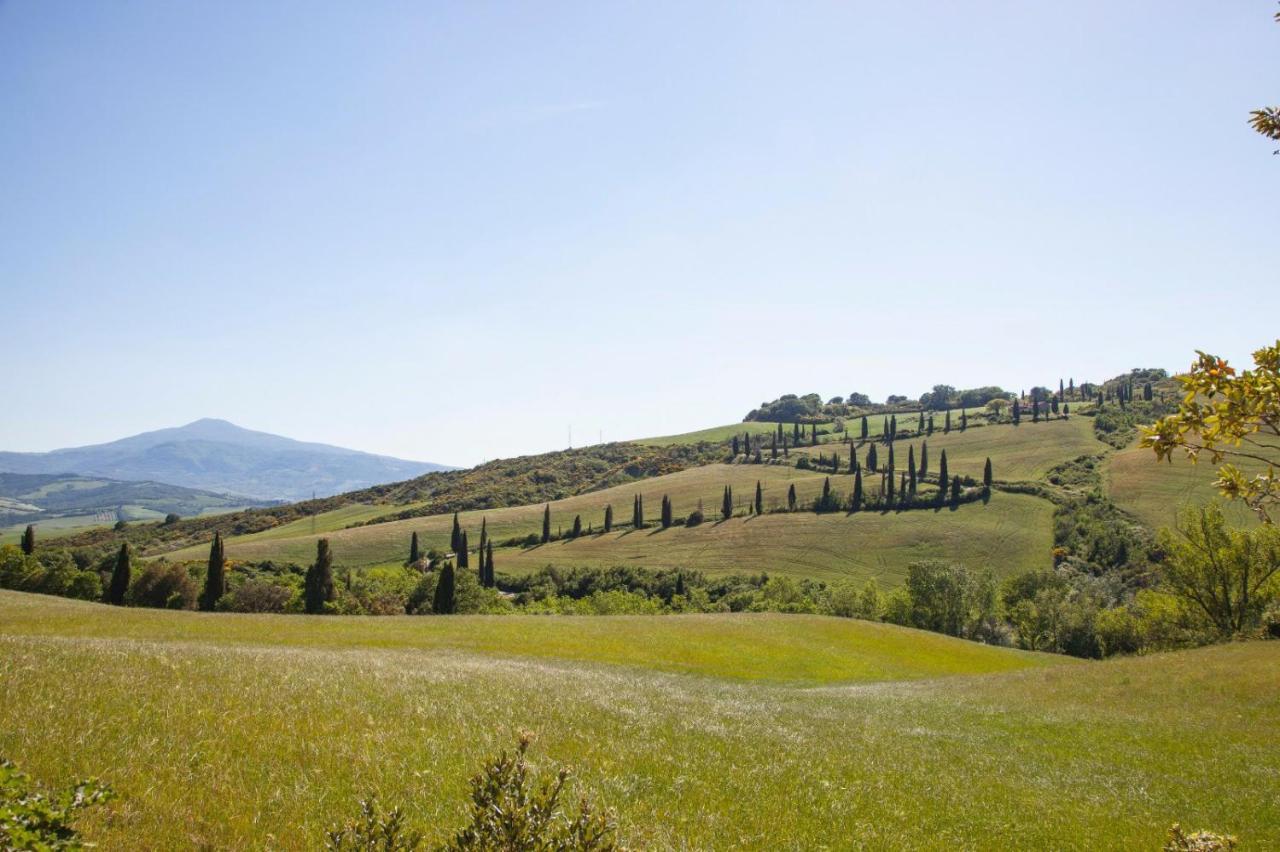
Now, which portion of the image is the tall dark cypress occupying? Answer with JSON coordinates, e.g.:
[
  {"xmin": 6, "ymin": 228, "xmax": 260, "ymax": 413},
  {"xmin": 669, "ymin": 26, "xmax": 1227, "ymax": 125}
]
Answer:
[
  {"xmin": 408, "ymin": 531, "xmax": 421, "ymax": 566},
  {"xmin": 304, "ymin": 539, "xmax": 334, "ymax": 614},
  {"xmin": 917, "ymin": 411, "xmax": 925, "ymax": 432},
  {"xmin": 20, "ymin": 524, "xmax": 35, "ymax": 556},
  {"xmin": 541, "ymin": 505, "xmax": 551, "ymax": 543},
  {"xmin": 849, "ymin": 447, "xmax": 858, "ymax": 473},
  {"xmin": 794, "ymin": 422, "xmax": 801, "ymax": 443},
  {"xmin": 937, "ymin": 450, "xmax": 949, "ymax": 505},
  {"xmin": 477, "ymin": 522, "xmax": 487, "ymax": 568},
  {"xmin": 920, "ymin": 441, "xmax": 929, "ymax": 480},
  {"xmin": 887, "ymin": 470, "xmax": 895, "ymax": 502},
  {"xmin": 755, "ymin": 480, "xmax": 763, "ymax": 515},
  {"xmin": 572, "ymin": 515, "xmax": 583, "ymax": 538},
  {"xmin": 432, "ymin": 562, "xmax": 456, "ymax": 614},
  {"xmin": 732, "ymin": 435, "xmax": 740, "ymax": 456},
  {"xmin": 451, "ymin": 512, "xmax": 461, "ymax": 553},
  {"xmin": 950, "ymin": 475, "xmax": 962, "ymax": 507},
  {"xmin": 908, "ymin": 445, "xmax": 917, "ymax": 493},
  {"xmin": 722, "ymin": 486, "xmax": 733, "ymax": 520},
  {"xmin": 1033, "ymin": 399, "xmax": 1041, "ymax": 422},
  {"xmin": 944, "ymin": 410, "xmax": 952, "ymax": 433},
  {"xmin": 983, "ymin": 457, "xmax": 993, "ymax": 488},
  {"xmin": 882, "ymin": 416, "xmax": 889, "ymax": 441},
  {"xmin": 867, "ymin": 442, "xmax": 878, "ymax": 473},
  {"xmin": 821, "ymin": 476, "xmax": 832, "ymax": 510},
  {"xmin": 890, "ymin": 415, "xmax": 897, "ymax": 441},
  {"xmin": 851, "ymin": 467, "xmax": 863, "ymax": 512},
  {"xmin": 771, "ymin": 433, "xmax": 778, "ymax": 459},
  {"xmin": 458, "ymin": 531, "xmax": 470, "ymax": 568},
  {"xmin": 199, "ymin": 532, "xmax": 226, "ymax": 611},
  {"xmin": 1012, "ymin": 397, "xmax": 1022, "ymax": 424},
  {"xmin": 927, "ymin": 415, "xmax": 935, "ymax": 435},
  {"xmin": 811, "ymin": 427, "xmax": 818, "ymax": 446},
  {"xmin": 637, "ymin": 494, "xmax": 645, "ymax": 528},
  {"xmin": 787, "ymin": 483, "xmax": 797, "ymax": 511},
  {"xmin": 888, "ymin": 443, "xmax": 895, "ymax": 472},
  {"xmin": 107, "ymin": 542, "xmax": 131, "ymax": 605},
  {"xmin": 604, "ymin": 504, "xmax": 613, "ymax": 533},
  {"xmin": 860, "ymin": 416, "xmax": 869, "ymax": 440},
  {"xmin": 485, "ymin": 541, "xmax": 495, "ymax": 587},
  {"xmin": 660, "ymin": 496, "xmax": 672, "ymax": 528}
]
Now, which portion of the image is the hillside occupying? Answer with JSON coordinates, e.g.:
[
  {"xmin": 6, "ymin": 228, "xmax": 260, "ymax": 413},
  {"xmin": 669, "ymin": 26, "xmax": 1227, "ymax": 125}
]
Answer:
[
  {"xmin": 0, "ymin": 473, "xmax": 269, "ymax": 544},
  {"xmin": 2, "ymin": 591, "xmax": 1275, "ymax": 849},
  {"xmin": 0, "ymin": 418, "xmax": 451, "ymax": 501}
]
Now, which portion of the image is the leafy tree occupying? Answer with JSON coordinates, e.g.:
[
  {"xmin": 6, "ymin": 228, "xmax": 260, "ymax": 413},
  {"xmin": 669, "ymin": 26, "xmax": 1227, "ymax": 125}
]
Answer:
[
  {"xmin": 408, "ymin": 531, "xmax": 420, "ymax": 566},
  {"xmin": 984, "ymin": 457, "xmax": 993, "ymax": 488},
  {"xmin": 199, "ymin": 532, "xmax": 226, "ymax": 611},
  {"xmin": 787, "ymin": 483, "xmax": 797, "ymax": 511},
  {"xmin": 541, "ymin": 505, "xmax": 551, "ymax": 543},
  {"xmin": 107, "ymin": 542, "xmax": 131, "ymax": 605},
  {"xmin": 1143, "ymin": 342, "xmax": 1280, "ymax": 522},
  {"xmin": 755, "ymin": 481, "xmax": 764, "ymax": 515},
  {"xmin": 1157, "ymin": 503, "xmax": 1280, "ymax": 636},
  {"xmin": 722, "ymin": 486, "xmax": 733, "ymax": 520},
  {"xmin": 432, "ymin": 562, "xmax": 456, "ymax": 614},
  {"xmin": 20, "ymin": 525, "xmax": 34, "ymax": 556},
  {"xmin": 304, "ymin": 539, "xmax": 335, "ymax": 614},
  {"xmin": 603, "ymin": 504, "xmax": 613, "ymax": 533}
]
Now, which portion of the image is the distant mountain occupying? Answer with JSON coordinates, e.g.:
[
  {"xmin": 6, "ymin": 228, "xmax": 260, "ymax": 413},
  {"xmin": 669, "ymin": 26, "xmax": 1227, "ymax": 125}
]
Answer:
[
  {"xmin": 0, "ymin": 472, "xmax": 272, "ymax": 525},
  {"xmin": 0, "ymin": 419, "xmax": 452, "ymax": 501}
]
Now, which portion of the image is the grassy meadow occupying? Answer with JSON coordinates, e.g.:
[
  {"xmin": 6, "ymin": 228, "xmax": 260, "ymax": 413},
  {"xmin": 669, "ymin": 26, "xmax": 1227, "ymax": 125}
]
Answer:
[
  {"xmin": 2, "ymin": 591, "xmax": 1276, "ymax": 850},
  {"xmin": 1108, "ymin": 442, "xmax": 1261, "ymax": 530}
]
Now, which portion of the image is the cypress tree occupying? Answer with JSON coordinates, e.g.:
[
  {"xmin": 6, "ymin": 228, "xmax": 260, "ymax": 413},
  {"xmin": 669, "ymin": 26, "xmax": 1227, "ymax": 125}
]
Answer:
[
  {"xmin": 408, "ymin": 531, "xmax": 421, "ymax": 565},
  {"xmin": 832, "ymin": 452, "xmax": 840, "ymax": 472},
  {"xmin": 927, "ymin": 414, "xmax": 935, "ymax": 435},
  {"xmin": 660, "ymin": 496, "xmax": 672, "ymax": 528},
  {"xmin": 1059, "ymin": 378, "xmax": 1065, "ymax": 399},
  {"xmin": 944, "ymin": 410, "xmax": 952, "ymax": 433},
  {"xmin": 851, "ymin": 467, "xmax": 863, "ymax": 511},
  {"xmin": 572, "ymin": 515, "xmax": 583, "ymax": 538},
  {"xmin": 787, "ymin": 483, "xmax": 797, "ymax": 511},
  {"xmin": 200, "ymin": 532, "xmax": 226, "ymax": 611},
  {"xmin": 983, "ymin": 457, "xmax": 993, "ymax": 488},
  {"xmin": 960, "ymin": 410, "xmax": 968, "ymax": 431},
  {"xmin": 1033, "ymin": 399, "xmax": 1041, "ymax": 422},
  {"xmin": 811, "ymin": 427, "xmax": 818, "ymax": 446},
  {"xmin": 604, "ymin": 504, "xmax": 613, "ymax": 533},
  {"xmin": 860, "ymin": 416, "xmax": 869, "ymax": 440},
  {"xmin": 908, "ymin": 445, "xmax": 917, "ymax": 493},
  {"xmin": 890, "ymin": 415, "xmax": 897, "ymax": 441},
  {"xmin": 722, "ymin": 486, "xmax": 733, "ymax": 520},
  {"xmin": 432, "ymin": 562, "xmax": 456, "ymax": 614},
  {"xmin": 675, "ymin": 572, "xmax": 685, "ymax": 598},
  {"xmin": 794, "ymin": 422, "xmax": 801, "ymax": 443},
  {"xmin": 888, "ymin": 443, "xmax": 895, "ymax": 472},
  {"xmin": 1069, "ymin": 377, "xmax": 1075, "ymax": 398},
  {"xmin": 887, "ymin": 470, "xmax": 895, "ymax": 502},
  {"xmin": 732, "ymin": 435, "xmax": 740, "ymax": 456},
  {"xmin": 771, "ymin": 433, "xmax": 778, "ymax": 459},
  {"xmin": 777, "ymin": 422, "xmax": 784, "ymax": 442},
  {"xmin": 950, "ymin": 475, "xmax": 962, "ymax": 507},
  {"xmin": 920, "ymin": 441, "xmax": 929, "ymax": 479},
  {"xmin": 20, "ymin": 524, "xmax": 35, "ymax": 556},
  {"xmin": 451, "ymin": 512, "xmax": 461, "ymax": 553},
  {"xmin": 867, "ymin": 442, "xmax": 878, "ymax": 473},
  {"xmin": 849, "ymin": 447, "xmax": 858, "ymax": 473},
  {"xmin": 107, "ymin": 542, "xmax": 131, "ymax": 605},
  {"xmin": 821, "ymin": 477, "xmax": 832, "ymax": 510},
  {"xmin": 917, "ymin": 411, "xmax": 925, "ymax": 432},
  {"xmin": 754, "ymin": 448, "xmax": 762, "ymax": 464},
  {"xmin": 485, "ymin": 541, "xmax": 495, "ymax": 587},
  {"xmin": 541, "ymin": 505, "xmax": 551, "ymax": 543},
  {"xmin": 1012, "ymin": 397, "xmax": 1022, "ymax": 424},
  {"xmin": 304, "ymin": 539, "xmax": 334, "ymax": 614},
  {"xmin": 458, "ymin": 531, "xmax": 469, "ymax": 568},
  {"xmin": 882, "ymin": 416, "xmax": 889, "ymax": 440},
  {"xmin": 755, "ymin": 480, "xmax": 763, "ymax": 515},
  {"xmin": 936, "ymin": 447, "xmax": 947, "ymax": 501},
  {"xmin": 783, "ymin": 436, "xmax": 789, "ymax": 458}
]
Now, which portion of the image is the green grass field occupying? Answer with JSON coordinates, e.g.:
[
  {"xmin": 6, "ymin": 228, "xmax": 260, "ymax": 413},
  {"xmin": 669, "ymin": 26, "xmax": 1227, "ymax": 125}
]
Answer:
[
  {"xmin": 1108, "ymin": 443, "xmax": 1260, "ymax": 531},
  {"xmin": 158, "ymin": 463, "xmax": 1052, "ymax": 585},
  {"xmin": 2, "ymin": 591, "xmax": 1275, "ymax": 850},
  {"xmin": 793, "ymin": 416, "xmax": 1103, "ymax": 482}
]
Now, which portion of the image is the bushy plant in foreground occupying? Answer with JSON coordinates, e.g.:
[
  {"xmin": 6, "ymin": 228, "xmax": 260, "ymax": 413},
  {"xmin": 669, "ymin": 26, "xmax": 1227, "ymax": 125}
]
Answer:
[
  {"xmin": 1164, "ymin": 823, "xmax": 1236, "ymax": 851},
  {"xmin": 326, "ymin": 733, "xmax": 620, "ymax": 851},
  {"xmin": 0, "ymin": 758, "xmax": 113, "ymax": 850}
]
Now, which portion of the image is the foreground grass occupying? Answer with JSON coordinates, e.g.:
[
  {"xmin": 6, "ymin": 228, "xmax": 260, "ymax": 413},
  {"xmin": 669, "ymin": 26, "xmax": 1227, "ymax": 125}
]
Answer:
[{"xmin": 1, "ymin": 593, "xmax": 1275, "ymax": 850}]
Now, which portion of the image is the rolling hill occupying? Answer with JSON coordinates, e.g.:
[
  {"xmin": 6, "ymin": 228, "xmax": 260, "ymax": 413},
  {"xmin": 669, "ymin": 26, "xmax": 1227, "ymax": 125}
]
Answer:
[
  {"xmin": 2, "ymin": 591, "xmax": 1275, "ymax": 849},
  {"xmin": 0, "ymin": 418, "xmax": 452, "ymax": 501}
]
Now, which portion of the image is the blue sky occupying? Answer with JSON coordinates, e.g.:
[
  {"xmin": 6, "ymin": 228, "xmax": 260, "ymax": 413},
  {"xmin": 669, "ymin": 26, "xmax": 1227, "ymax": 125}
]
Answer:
[{"xmin": 1, "ymin": 1, "xmax": 1276, "ymax": 467}]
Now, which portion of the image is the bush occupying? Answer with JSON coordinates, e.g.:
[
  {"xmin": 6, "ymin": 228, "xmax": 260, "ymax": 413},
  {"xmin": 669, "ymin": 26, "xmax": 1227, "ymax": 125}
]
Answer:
[
  {"xmin": 326, "ymin": 733, "xmax": 620, "ymax": 852},
  {"xmin": 0, "ymin": 757, "xmax": 113, "ymax": 850},
  {"xmin": 222, "ymin": 579, "xmax": 294, "ymax": 613},
  {"xmin": 126, "ymin": 563, "xmax": 198, "ymax": 610},
  {"xmin": 685, "ymin": 508, "xmax": 704, "ymax": 527},
  {"xmin": 1164, "ymin": 823, "xmax": 1237, "ymax": 851}
]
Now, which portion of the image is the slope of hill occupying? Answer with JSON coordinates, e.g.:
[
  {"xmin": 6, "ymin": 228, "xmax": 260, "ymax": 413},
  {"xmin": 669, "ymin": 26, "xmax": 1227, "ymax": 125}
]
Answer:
[
  {"xmin": 2, "ymin": 591, "xmax": 1274, "ymax": 849},
  {"xmin": 0, "ymin": 419, "xmax": 451, "ymax": 501}
]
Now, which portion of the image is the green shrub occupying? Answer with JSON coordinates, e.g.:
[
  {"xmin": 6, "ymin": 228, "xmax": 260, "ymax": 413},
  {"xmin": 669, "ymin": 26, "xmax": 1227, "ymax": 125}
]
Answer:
[
  {"xmin": 0, "ymin": 757, "xmax": 113, "ymax": 850},
  {"xmin": 126, "ymin": 562, "xmax": 198, "ymax": 610}
]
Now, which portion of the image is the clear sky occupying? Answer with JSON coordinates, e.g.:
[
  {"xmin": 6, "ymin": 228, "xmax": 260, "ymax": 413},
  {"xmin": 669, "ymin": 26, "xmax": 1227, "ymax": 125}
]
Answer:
[{"xmin": 1, "ymin": 1, "xmax": 1276, "ymax": 467}]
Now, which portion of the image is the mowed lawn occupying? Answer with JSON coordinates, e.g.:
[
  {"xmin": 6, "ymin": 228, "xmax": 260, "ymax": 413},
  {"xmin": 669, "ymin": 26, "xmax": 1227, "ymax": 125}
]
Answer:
[
  {"xmin": 2, "ymin": 592, "xmax": 1276, "ymax": 850},
  {"xmin": 497, "ymin": 493, "xmax": 1053, "ymax": 586},
  {"xmin": 1109, "ymin": 443, "xmax": 1260, "ymax": 530}
]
